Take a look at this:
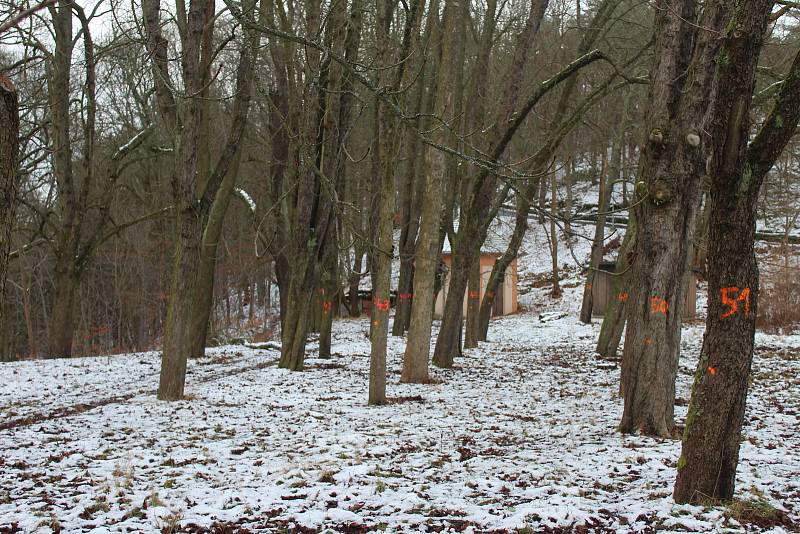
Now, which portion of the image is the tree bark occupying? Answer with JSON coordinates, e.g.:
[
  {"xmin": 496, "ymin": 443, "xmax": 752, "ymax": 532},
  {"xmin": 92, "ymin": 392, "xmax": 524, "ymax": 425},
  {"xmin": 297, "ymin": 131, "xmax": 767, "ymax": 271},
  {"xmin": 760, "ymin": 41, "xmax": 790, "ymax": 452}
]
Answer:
[
  {"xmin": 279, "ymin": 280, "xmax": 313, "ymax": 370},
  {"xmin": 390, "ymin": 0, "xmax": 427, "ymax": 337},
  {"xmin": 316, "ymin": 0, "xmax": 351, "ymax": 359},
  {"xmin": 347, "ymin": 248, "xmax": 364, "ymax": 317},
  {"xmin": 691, "ymin": 185, "xmax": 711, "ymax": 278},
  {"xmin": 463, "ymin": 250, "xmax": 481, "ymax": 348},
  {"xmin": 44, "ymin": 0, "xmax": 80, "ymax": 359},
  {"xmin": 432, "ymin": 250, "xmax": 468, "ymax": 368},
  {"xmin": 478, "ymin": 188, "xmax": 531, "ymax": 341},
  {"xmin": 189, "ymin": 152, "xmax": 244, "ymax": 359},
  {"xmin": 675, "ymin": 1, "xmax": 800, "ymax": 503},
  {"xmin": 143, "ymin": 0, "xmax": 207, "ymax": 399},
  {"xmin": 46, "ymin": 261, "xmax": 80, "ymax": 358},
  {"xmin": 147, "ymin": 0, "xmax": 258, "ymax": 398},
  {"xmin": 619, "ymin": 0, "xmax": 729, "ymax": 437},
  {"xmin": 392, "ymin": 100, "xmax": 426, "ymax": 336},
  {"xmin": 0, "ymin": 76, "xmax": 19, "ymax": 362},
  {"xmin": 317, "ymin": 251, "xmax": 337, "ymax": 359},
  {"xmin": 580, "ymin": 151, "xmax": 609, "ymax": 322},
  {"xmin": 367, "ymin": 0, "xmax": 403, "ymax": 404},
  {"xmin": 401, "ymin": 0, "xmax": 452, "ymax": 384},
  {"xmin": 159, "ymin": 209, "xmax": 203, "ymax": 398},
  {"xmin": 596, "ymin": 210, "xmax": 637, "ymax": 360},
  {"xmin": 550, "ymin": 171, "xmax": 561, "ymax": 297}
]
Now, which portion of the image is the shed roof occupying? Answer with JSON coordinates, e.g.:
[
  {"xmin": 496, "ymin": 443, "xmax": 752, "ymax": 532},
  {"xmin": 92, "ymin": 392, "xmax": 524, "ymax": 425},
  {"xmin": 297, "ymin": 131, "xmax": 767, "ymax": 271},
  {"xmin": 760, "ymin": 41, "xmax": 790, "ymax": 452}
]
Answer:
[{"xmin": 442, "ymin": 218, "xmax": 510, "ymax": 255}]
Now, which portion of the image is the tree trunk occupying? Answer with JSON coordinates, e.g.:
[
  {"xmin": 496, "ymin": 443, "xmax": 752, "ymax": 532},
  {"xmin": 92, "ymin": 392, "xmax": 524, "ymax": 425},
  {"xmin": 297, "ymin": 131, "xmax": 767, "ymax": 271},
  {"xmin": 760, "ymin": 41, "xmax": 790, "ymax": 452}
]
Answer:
[
  {"xmin": 46, "ymin": 261, "xmax": 80, "ymax": 358},
  {"xmin": 675, "ymin": 0, "xmax": 800, "ymax": 503},
  {"xmin": 158, "ymin": 209, "xmax": 203, "ymax": 399},
  {"xmin": 392, "ymin": 130, "xmax": 425, "ymax": 335},
  {"xmin": 0, "ymin": 76, "xmax": 19, "ymax": 362},
  {"xmin": 434, "ymin": 0, "xmax": 496, "ymax": 354},
  {"xmin": 463, "ymin": 250, "xmax": 481, "ymax": 348},
  {"xmin": 368, "ymin": 0, "xmax": 421, "ymax": 401},
  {"xmin": 393, "ymin": 239, "xmax": 415, "ymax": 332},
  {"xmin": 619, "ymin": 0, "xmax": 729, "ymax": 437},
  {"xmin": 45, "ymin": 1, "xmax": 80, "ymax": 360},
  {"xmin": 318, "ymin": 252, "xmax": 337, "ymax": 359},
  {"xmin": 279, "ymin": 280, "xmax": 313, "ymax": 371},
  {"xmin": 401, "ymin": 0, "xmax": 454, "ymax": 384},
  {"xmin": 549, "ymin": 172, "xmax": 561, "ymax": 297},
  {"xmin": 316, "ymin": 0, "xmax": 349, "ymax": 358},
  {"xmin": 691, "ymin": 186, "xmax": 711, "ymax": 278},
  {"xmin": 369, "ymin": 178, "xmax": 392, "ymax": 402},
  {"xmin": 143, "ymin": 0, "xmax": 202, "ymax": 399},
  {"xmin": 347, "ymin": 249, "xmax": 364, "ymax": 317},
  {"xmin": 144, "ymin": 0, "xmax": 250, "ymax": 400},
  {"xmin": 478, "ymin": 189, "xmax": 530, "ymax": 341},
  {"xmin": 189, "ymin": 153, "xmax": 243, "ymax": 359},
  {"xmin": 429, "ymin": 0, "xmax": 470, "ymax": 369},
  {"xmin": 596, "ymin": 210, "xmax": 636, "ymax": 360},
  {"xmin": 432, "ymin": 251, "xmax": 468, "ymax": 368},
  {"xmin": 368, "ymin": 96, "xmax": 392, "ymax": 403},
  {"xmin": 392, "ymin": 0, "xmax": 435, "ymax": 337},
  {"xmin": 564, "ymin": 158, "xmax": 573, "ymax": 241},
  {"xmin": 537, "ymin": 171, "xmax": 548, "ymax": 224},
  {"xmin": 580, "ymin": 151, "xmax": 609, "ymax": 322}
]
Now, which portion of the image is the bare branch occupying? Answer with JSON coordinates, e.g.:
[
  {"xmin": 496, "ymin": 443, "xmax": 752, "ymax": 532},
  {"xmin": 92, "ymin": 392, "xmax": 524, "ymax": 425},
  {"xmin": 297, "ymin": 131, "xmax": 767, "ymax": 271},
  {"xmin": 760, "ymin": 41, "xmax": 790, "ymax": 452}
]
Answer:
[{"xmin": 0, "ymin": 0, "xmax": 59, "ymax": 34}]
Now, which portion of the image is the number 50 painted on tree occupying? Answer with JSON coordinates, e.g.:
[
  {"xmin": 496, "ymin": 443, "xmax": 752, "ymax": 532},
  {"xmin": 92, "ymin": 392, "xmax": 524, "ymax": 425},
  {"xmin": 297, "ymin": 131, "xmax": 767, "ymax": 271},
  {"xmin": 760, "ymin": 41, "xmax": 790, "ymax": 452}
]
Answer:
[{"xmin": 720, "ymin": 287, "xmax": 750, "ymax": 319}]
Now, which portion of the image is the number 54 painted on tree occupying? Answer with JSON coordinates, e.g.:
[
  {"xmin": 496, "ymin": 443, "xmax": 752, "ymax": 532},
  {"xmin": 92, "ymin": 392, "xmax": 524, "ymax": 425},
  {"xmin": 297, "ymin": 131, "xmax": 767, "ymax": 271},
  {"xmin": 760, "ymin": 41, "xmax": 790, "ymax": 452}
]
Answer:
[{"xmin": 720, "ymin": 287, "xmax": 750, "ymax": 319}]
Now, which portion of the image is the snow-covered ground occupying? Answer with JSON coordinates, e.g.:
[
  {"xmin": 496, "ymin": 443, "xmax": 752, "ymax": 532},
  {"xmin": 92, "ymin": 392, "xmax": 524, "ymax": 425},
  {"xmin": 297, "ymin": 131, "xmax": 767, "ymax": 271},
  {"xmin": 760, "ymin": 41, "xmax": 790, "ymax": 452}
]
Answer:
[
  {"xmin": 2, "ymin": 295, "xmax": 798, "ymax": 533},
  {"xmin": 2, "ymin": 220, "xmax": 798, "ymax": 533}
]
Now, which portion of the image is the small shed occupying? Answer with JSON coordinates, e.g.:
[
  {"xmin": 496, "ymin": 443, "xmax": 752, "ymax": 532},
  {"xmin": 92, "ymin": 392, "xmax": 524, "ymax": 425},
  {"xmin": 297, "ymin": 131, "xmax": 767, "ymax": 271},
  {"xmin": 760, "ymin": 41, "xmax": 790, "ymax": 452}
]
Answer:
[
  {"xmin": 435, "ymin": 232, "xmax": 519, "ymax": 318},
  {"xmin": 591, "ymin": 261, "xmax": 696, "ymax": 318}
]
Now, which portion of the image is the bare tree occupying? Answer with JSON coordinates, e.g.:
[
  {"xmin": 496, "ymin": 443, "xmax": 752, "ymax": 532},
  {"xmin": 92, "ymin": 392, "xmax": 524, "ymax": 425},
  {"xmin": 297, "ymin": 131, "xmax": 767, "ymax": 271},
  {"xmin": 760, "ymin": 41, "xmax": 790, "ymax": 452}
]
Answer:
[
  {"xmin": 0, "ymin": 75, "xmax": 19, "ymax": 361},
  {"xmin": 143, "ymin": 0, "xmax": 260, "ymax": 399},
  {"xmin": 400, "ymin": 0, "xmax": 455, "ymax": 383},
  {"xmin": 675, "ymin": 1, "xmax": 800, "ymax": 502},
  {"xmin": 619, "ymin": 0, "xmax": 731, "ymax": 437}
]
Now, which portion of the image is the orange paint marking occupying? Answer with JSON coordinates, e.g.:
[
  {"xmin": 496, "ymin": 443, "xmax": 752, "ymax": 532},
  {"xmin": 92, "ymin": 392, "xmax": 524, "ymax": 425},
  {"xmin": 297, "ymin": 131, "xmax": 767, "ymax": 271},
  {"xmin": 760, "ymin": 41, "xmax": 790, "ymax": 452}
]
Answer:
[
  {"xmin": 373, "ymin": 297, "xmax": 390, "ymax": 312},
  {"xmin": 617, "ymin": 292, "xmax": 629, "ymax": 302},
  {"xmin": 739, "ymin": 287, "xmax": 751, "ymax": 315},
  {"xmin": 644, "ymin": 338, "xmax": 654, "ymax": 346},
  {"xmin": 650, "ymin": 297, "xmax": 668, "ymax": 314},
  {"xmin": 586, "ymin": 282, "xmax": 593, "ymax": 290},
  {"xmin": 721, "ymin": 287, "xmax": 751, "ymax": 318},
  {"xmin": 322, "ymin": 300, "xmax": 332, "ymax": 313},
  {"xmin": 707, "ymin": 366, "xmax": 717, "ymax": 376}
]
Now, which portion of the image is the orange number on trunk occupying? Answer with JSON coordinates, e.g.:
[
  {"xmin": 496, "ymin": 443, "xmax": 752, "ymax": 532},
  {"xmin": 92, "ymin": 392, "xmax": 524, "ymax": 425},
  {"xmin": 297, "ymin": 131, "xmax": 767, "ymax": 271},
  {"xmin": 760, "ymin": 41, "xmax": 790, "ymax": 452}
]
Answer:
[
  {"xmin": 721, "ymin": 287, "xmax": 751, "ymax": 318},
  {"xmin": 650, "ymin": 297, "xmax": 668, "ymax": 314},
  {"xmin": 738, "ymin": 287, "xmax": 751, "ymax": 315}
]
